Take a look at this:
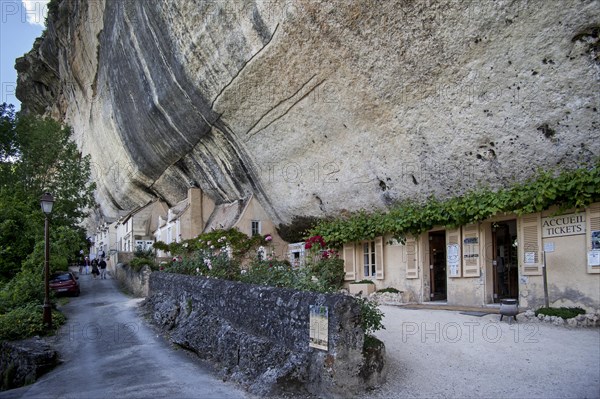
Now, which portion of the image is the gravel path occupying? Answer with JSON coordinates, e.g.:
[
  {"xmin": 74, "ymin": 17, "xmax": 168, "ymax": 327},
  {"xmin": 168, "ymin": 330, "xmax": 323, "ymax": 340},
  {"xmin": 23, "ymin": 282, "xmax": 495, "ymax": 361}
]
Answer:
[{"xmin": 367, "ymin": 306, "xmax": 600, "ymax": 399}]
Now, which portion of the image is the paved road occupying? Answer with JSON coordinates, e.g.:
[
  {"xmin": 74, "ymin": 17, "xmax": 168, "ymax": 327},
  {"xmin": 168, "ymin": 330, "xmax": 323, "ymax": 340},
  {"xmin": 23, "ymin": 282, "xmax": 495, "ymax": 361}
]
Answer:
[{"xmin": 1, "ymin": 271, "xmax": 249, "ymax": 399}]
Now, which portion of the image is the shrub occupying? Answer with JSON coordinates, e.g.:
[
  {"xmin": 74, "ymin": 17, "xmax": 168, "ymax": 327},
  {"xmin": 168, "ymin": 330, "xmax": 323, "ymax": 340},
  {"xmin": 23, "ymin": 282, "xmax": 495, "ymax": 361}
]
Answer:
[
  {"xmin": 240, "ymin": 259, "xmax": 333, "ymax": 292},
  {"xmin": 0, "ymin": 303, "xmax": 66, "ymax": 341},
  {"xmin": 351, "ymin": 279, "xmax": 375, "ymax": 284},
  {"xmin": 128, "ymin": 257, "xmax": 155, "ymax": 272},
  {"xmin": 360, "ymin": 298, "xmax": 385, "ymax": 336},
  {"xmin": 205, "ymin": 253, "xmax": 241, "ymax": 281},
  {"xmin": 127, "ymin": 247, "xmax": 157, "ymax": 272},
  {"xmin": 310, "ymin": 258, "xmax": 345, "ymax": 291},
  {"xmin": 377, "ymin": 287, "xmax": 401, "ymax": 294},
  {"xmin": 535, "ymin": 307, "xmax": 586, "ymax": 319},
  {"xmin": 0, "ymin": 269, "xmax": 44, "ymax": 314}
]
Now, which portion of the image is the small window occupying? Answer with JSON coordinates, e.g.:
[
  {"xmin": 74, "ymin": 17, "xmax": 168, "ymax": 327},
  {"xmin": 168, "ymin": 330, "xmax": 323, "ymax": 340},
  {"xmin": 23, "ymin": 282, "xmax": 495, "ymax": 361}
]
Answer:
[
  {"xmin": 363, "ymin": 241, "xmax": 376, "ymax": 277},
  {"xmin": 251, "ymin": 220, "xmax": 261, "ymax": 236}
]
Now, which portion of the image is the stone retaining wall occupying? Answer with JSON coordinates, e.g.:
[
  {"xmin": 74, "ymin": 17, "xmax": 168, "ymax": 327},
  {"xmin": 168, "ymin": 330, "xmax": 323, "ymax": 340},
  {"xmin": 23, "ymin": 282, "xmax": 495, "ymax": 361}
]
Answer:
[
  {"xmin": 114, "ymin": 263, "xmax": 151, "ymax": 297},
  {"xmin": 0, "ymin": 338, "xmax": 58, "ymax": 391},
  {"xmin": 144, "ymin": 272, "xmax": 386, "ymax": 398}
]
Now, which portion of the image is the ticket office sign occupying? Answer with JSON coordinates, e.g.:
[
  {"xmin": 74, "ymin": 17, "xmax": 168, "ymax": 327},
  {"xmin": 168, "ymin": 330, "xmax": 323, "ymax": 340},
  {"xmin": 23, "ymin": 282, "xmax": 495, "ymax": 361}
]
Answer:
[{"xmin": 542, "ymin": 213, "xmax": 585, "ymax": 238}]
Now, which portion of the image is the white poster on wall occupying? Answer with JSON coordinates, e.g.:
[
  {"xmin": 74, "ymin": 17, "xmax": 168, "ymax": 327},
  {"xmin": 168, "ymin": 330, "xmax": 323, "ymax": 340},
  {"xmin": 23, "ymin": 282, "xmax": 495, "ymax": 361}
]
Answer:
[
  {"xmin": 588, "ymin": 251, "xmax": 600, "ymax": 267},
  {"xmin": 447, "ymin": 243, "xmax": 460, "ymax": 277}
]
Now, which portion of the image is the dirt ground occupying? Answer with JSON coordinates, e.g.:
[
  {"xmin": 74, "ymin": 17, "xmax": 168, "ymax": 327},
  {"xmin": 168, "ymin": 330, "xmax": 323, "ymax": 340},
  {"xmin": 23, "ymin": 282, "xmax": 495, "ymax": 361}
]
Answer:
[{"xmin": 366, "ymin": 306, "xmax": 600, "ymax": 399}]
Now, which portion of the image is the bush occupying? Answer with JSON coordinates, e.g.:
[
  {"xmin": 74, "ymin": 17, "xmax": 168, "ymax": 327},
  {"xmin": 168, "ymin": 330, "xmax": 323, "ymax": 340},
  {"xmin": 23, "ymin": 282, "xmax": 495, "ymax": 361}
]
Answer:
[
  {"xmin": 0, "ymin": 269, "xmax": 44, "ymax": 314},
  {"xmin": 351, "ymin": 279, "xmax": 375, "ymax": 284},
  {"xmin": 535, "ymin": 307, "xmax": 586, "ymax": 319},
  {"xmin": 241, "ymin": 259, "xmax": 335, "ymax": 292},
  {"xmin": 128, "ymin": 257, "xmax": 156, "ymax": 272},
  {"xmin": 377, "ymin": 287, "xmax": 401, "ymax": 294},
  {"xmin": 0, "ymin": 303, "xmax": 65, "ymax": 341},
  {"xmin": 205, "ymin": 253, "xmax": 241, "ymax": 281},
  {"xmin": 310, "ymin": 258, "xmax": 345, "ymax": 290},
  {"xmin": 127, "ymin": 247, "xmax": 157, "ymax": 272},
  {"xmin": 360, "ymin": 298, "xmax": 385, "ymax": 337}
]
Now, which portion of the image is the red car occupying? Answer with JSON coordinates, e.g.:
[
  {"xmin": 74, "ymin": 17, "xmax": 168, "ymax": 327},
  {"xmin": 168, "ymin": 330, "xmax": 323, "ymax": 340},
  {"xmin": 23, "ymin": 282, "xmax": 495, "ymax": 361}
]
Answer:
[{"xmin": 49, "ymin": 271, "xmax": 80, "ymax": 296}]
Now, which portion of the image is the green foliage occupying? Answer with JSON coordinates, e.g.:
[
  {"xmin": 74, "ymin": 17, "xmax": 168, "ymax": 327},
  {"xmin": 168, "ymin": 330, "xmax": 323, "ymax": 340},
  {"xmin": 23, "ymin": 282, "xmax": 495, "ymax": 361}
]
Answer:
[
  {"xmin": 239, "ymin": 259, "xmax": 332, "ymax": 292},
  {"xmin": 351, "ymin": 279, "xmax": 375, "ymax": 284},
  {"xmin": 534, "ymin": 307, "xmax": 586, "ymax": 319},
  {"xmin": 0, "ymin": 106, "xmax": 94, "ymax": 281},
  {"xmin": 129, "ymin": 257, "xmax": 155, "ymax": 272},
  {"xmin": 311, "ymin": 162, "xmax": 600, "ymax": 246},
  {"xmin": 0, "ymin": 193, "xmax": 38, "ymax": 280},
  {"xmin": 0, "ymin": 269, "xmax": 44, "ymax": 314},
  {"xmin": 0, "ymin": 303, "xmax": 66, "ymax": 341},
  {"xmin": 128, "ymin": 248, "xmax": 157, "ymax": 271},
  {"xmin": 160, "ymin": 228, "xmax": 266, "ymax": 262},
  {"xmin": 0, "ymin": 105, "xmax": 93, "ymax": 340},
  {"xmin": 360, "ymin": 298, "xmax": 385, "ymax": 336},
  {"xmin": 310, "ymin": 258, "xmax": 345, "ymax": 290},
  {"xmin": 377, "ymin": 287, "xmax": 401, "ymax": 293}
]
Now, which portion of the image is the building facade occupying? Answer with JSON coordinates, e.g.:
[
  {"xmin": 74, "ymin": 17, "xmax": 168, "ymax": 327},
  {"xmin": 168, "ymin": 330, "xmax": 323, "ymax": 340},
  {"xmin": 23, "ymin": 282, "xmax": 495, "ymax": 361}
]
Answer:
[
  {"xmin": 116, "ymin": 199, "xmax": 168, "ymax": 255},
  {"xmin": 154, "ymin": 187, "xmax": 216, "ymax": 257},
  {"xmin": 341, "ymin": 202, "xmax": 600, "ymax": 311}
]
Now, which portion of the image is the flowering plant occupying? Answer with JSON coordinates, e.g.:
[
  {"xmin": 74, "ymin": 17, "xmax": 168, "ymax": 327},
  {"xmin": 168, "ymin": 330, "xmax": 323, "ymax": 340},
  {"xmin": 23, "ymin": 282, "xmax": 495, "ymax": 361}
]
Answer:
[{"xmin": 304, "ymin": 235, "xmax": 326, "ymax": 250}]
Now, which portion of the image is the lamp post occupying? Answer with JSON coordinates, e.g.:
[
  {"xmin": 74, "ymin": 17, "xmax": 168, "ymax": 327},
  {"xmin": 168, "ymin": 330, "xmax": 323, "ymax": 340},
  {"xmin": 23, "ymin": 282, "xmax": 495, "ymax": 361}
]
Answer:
[{"xmin": 40, "ymin": 192, "xmax": 54, "ymax": 328}]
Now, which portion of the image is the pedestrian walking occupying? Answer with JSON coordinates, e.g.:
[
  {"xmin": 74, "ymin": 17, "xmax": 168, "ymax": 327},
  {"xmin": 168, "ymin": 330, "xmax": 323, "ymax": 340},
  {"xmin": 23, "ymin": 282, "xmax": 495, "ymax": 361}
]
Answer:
[
  {"xmin": 99, "ymin": 258, "xmax": 107, "ymax": 279},
  {"xmin": 91, "ymin": 258, "xmax": 99, "ymax": 279},
  {"xmin": 84, "ymin": 256, "xmax": 90, "ymax": 275}
]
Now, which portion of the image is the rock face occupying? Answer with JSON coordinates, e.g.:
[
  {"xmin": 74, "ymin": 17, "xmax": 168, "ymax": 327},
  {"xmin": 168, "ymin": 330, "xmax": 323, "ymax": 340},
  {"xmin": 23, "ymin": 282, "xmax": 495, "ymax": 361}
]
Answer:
[
  {"xmin": 16, "ymin": 0, "xmax": 600, "ymax": 223},
  {"xmin": 144, "ymin": 272, "xmax": 386, "ymax": 397}
]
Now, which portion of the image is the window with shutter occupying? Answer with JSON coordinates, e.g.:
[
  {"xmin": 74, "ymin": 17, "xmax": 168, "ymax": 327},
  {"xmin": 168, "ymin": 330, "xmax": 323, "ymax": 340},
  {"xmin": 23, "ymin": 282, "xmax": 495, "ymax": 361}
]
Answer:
[
  {"xmin": 375, "ymin": 236, "xmax": 384, "ymax": 280},
  {"xmin": 586, "ymin": 203, "xmax": 600, "ymax": 274},
  {"xmin": 519, "ymin": 213, "xmax": 543, "ymax": 276},
  {"xmin": 462, "ymin": 224, "xmax": 481, "ymax": 277},
  {"xmin": 446, "ymin": 228, "xmax": 461, "ymax": 278},
  {"xmin": 405, "ymin": 237, "xmax": 418, "ymax": 279},
  {"xmin": 342, "ymin": 243, "xmax": 356, "ymax": 280}
]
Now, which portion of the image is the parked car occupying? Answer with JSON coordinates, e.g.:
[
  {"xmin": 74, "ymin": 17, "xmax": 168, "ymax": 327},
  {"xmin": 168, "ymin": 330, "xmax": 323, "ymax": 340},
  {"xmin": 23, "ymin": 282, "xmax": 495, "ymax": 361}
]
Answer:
[{"xmin": 49, "ymin": 271, "xmax": 80, "ymax": 296}]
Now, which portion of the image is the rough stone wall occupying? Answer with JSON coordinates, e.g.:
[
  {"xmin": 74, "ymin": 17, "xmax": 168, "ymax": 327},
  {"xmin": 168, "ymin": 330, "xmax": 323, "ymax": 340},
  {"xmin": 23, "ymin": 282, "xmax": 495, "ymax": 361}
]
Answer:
[
  {"xmin": 114, "ymin": 263, "xmax": 151, "ymax": 297},
  {"xmin": 0, "ymin": 338, "xmax": 59, "ymax": 391},
  {"xmin": 16, "ymin": 0, "xmax": 600, "ymax": 226},
  {"xmin": 144, "ymin": 272, "xmax": 386, "ymax": 397}
]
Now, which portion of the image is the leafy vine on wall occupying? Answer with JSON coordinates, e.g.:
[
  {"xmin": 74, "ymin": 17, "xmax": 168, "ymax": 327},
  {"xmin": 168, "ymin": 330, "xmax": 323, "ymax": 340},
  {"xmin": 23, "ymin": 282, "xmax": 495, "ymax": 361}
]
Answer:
[{"xmin": 310, "ymin": 161, "xmax": 600, "ymax": 247}]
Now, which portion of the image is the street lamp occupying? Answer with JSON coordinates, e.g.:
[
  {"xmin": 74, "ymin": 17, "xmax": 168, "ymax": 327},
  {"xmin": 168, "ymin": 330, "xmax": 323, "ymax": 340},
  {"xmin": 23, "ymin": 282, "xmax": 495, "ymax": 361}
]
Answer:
[{"xmin": 40, "ymin": 192, "xmax": 54, "ymax": 328}]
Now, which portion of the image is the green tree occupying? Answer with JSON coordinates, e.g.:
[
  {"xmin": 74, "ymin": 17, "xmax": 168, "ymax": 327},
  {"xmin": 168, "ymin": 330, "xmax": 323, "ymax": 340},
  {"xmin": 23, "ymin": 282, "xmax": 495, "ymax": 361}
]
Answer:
[{"xmin": 0, "ymin": 103, "xmax": 95, "ymax": 280}]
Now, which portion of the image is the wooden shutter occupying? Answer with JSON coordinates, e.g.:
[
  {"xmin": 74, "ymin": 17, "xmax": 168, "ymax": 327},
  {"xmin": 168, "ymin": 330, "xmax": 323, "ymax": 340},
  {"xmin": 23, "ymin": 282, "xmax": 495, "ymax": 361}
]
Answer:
[
  {"xmin": 405, "ymin": 237, "xmax": 418, "ymax": 279},
  {"xmin": 375, "ymin": 237, "xmax": 384, "ymax": 280},
  {"xmin": 446, "ymin": 228, "xmax": 461, "ymax": 278},
  {"xmin": 342, "ymin": 243, "xmax": 356, "ymax": 280},
  {"xmin": 519, "ymin": 213, "xmax": 543, "ymax": 275},
  {"xmin": 462, "ymin": 224, "xmax": 481, "ymax": 277},
  {"xmin": 586, "ymin": 203, "xmax": 600, "ymax": 274}
]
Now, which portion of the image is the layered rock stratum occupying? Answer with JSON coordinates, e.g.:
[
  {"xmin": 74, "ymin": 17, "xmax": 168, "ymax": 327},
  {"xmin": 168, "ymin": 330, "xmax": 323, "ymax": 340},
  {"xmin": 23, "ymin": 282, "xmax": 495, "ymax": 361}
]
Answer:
[{"xmin": 16, "ymin": 0, "xmax": 600, "ymax": 226}]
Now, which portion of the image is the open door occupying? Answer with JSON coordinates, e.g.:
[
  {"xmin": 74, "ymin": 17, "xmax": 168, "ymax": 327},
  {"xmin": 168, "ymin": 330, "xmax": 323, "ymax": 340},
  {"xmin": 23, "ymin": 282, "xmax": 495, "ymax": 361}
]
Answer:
[
  {"xmin": 429, "ymin": 231, "xmax": 447, "ymax": 301},
  {"xmin": 492, "ymin": 220, "xmax": 518, "ymax": 301}
]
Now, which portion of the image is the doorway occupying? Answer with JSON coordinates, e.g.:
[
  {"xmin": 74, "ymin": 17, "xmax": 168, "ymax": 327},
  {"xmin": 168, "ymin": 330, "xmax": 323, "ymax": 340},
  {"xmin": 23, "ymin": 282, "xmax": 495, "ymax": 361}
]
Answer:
[
  {"xmin": 429, "ymin": 231, "xmax": 447, "ymax": 301},
  {"xmin": 492, "ymin": 220, "xmax": 518, "ymax": 301}
]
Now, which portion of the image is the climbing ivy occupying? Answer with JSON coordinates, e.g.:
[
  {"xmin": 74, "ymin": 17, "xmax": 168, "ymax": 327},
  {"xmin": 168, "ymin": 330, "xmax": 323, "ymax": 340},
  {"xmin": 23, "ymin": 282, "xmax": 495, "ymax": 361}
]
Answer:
[{"xmin": 311, "ymin": 161, "xmax": 600, "ymax": 247}]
